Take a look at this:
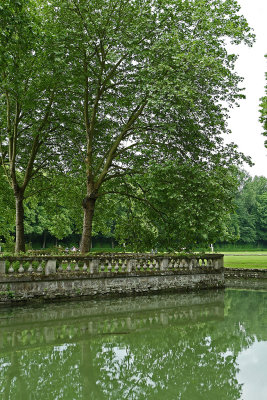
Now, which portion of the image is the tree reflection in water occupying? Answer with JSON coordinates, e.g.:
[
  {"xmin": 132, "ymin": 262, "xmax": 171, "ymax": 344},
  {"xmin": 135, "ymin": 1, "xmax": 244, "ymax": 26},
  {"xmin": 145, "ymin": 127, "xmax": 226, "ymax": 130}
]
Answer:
[{"xmin": 0, "ymin": 289, "xmax": 265, "ymax": 400}]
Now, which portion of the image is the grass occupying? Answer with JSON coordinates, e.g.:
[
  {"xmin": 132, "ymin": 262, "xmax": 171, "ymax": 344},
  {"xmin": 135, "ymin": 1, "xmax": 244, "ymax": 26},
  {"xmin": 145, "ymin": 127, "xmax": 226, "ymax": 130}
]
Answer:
[{"xmin": 224, "ymin": 253, "xmax": 267, "ymax": 269}]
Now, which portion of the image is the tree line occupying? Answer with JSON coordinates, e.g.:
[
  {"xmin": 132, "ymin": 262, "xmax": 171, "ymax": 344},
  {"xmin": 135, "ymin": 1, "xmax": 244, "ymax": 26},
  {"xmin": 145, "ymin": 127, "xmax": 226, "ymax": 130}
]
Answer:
[
  {"xmin": 0, "ymin": 0, "xmax": 261, "ymax": 253},
  {"xmin": 224, "ymin": 174, "xmax": 267, "ymax": 246}
]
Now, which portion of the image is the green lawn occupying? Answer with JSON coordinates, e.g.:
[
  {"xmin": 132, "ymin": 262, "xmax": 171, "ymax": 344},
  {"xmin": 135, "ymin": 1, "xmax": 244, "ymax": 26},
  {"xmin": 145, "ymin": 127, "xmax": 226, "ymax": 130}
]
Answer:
[{"xmin": 224, "ymin": 253, "xmax": 267, "ymax": 269}]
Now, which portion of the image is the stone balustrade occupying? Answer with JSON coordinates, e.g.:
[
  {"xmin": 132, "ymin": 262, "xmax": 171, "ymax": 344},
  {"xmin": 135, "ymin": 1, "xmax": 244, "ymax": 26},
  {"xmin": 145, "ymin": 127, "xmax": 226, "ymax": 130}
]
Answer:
[
  {"xmin": 0, "ymin": 253, "xmax": 224, "ymax": 302},
  {"xmin": 0, "ymin": 253, "xmax": 223, "ymax": 276}
]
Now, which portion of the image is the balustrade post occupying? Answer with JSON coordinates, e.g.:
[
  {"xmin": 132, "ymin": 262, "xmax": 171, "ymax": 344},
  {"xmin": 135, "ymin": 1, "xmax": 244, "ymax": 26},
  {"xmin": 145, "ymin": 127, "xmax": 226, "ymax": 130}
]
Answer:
[
  {"xmin": 214, "ymin": 256, "xmax": 224, "ymax": 269},
  {"xmin": 0, "ymin": 260, "xmax": 6, "ymax": 274},
  {"xmin": 45, "ymin": 260, "xmax": 57, "ymax": 276},
  {"xmin": 160, "ymin": 258, "xmax": 168, "ymax": 271},
  {"xmin": 127, "ymin": 259, "xmax": 136, "ymax": 272},
  {"xmin": 89, "ymin": 259, "xmax": 99, "ymax": 274}
]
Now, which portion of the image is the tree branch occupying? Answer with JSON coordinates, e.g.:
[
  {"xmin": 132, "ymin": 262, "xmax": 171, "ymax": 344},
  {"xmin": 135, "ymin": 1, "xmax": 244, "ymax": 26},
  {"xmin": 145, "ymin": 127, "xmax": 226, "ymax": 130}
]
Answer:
[{"xmin": 95, "ymin": 98, "xmax": 148, "ymax": 188}]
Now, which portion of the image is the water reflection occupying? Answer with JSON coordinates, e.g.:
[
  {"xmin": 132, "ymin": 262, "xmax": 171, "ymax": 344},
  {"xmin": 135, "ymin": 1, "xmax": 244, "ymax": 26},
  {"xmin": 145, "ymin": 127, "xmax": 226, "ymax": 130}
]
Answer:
[{"xmin": 0, "ymin": 289, "xmax": 266, "ymax": 399}]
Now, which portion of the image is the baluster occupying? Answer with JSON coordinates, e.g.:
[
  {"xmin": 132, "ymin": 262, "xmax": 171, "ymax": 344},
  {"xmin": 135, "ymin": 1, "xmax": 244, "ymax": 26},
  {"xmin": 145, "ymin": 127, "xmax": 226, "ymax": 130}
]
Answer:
[
  {"xmin": 100, "ymin": 258, "xmax": 105, "ymax": 272},
  {"xmin": 74, "ymin": 260, "xmax": 80, "ymax": 271},
  {"xmin": 121, "ymin": 260, "xmax": 127, "ymax": 272},
  {"xmin": 155, "ymin": 260, "xmax": 159, "ymax": 271},
  {"xmin": 18, "ymin": 261, "xmax": 24, "ymax": 273},
  {"xmin": 28, "ymin": 260, "xmax": 34, "ymax": 273},
  {"xmin": 66, "ymin": 261, "xmax": 72, "ymax": 272},
  {"xmin": 37, "ymin": 260, "xmax": 43, "ymax": 273},
  {"xmin": 136, "ymin": 259, "xmax": 142, "ymax": 271},
  {"xmin": 114, "ymin": 259, "xmax": 119, "ymax": 272},
  {"xmin": 143, "ymin": 260, "xmax": 148, "ymax": 271},
  {"xmin": 82, "ymin": 262, "xmax": 88, "ymax": 271},
  {"xmin": 107, "ymin": 260, "xmax": 112, "ymax": 272},
  {"xmin": 8, "ymin": 262, "xmax": 14, "ymax": 273},
  {"xmin": 149, "ymin": 259, "xmax": 154, "ymax": 271},
  {"xmin": 58, "ymin": 261, "xmax": 63, "ymax": 272}
]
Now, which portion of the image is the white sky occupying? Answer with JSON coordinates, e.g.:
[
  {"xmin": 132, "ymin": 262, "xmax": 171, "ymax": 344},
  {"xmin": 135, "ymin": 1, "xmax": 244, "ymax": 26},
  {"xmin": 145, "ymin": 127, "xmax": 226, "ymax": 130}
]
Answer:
[{"xmin": 224, "ymin": 0, "xmax": 267, "ymax": 177}]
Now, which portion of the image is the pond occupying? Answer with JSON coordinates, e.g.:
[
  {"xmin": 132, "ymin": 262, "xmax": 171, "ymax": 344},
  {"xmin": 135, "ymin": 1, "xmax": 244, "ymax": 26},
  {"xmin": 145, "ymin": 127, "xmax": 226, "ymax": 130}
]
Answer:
[{"xmin": 0, "ymin": 288, "xmax": 266, "ymax": 399}]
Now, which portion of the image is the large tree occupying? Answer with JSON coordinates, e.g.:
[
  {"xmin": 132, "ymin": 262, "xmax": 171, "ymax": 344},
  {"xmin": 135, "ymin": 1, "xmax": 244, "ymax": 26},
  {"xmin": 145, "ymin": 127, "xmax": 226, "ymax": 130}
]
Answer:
[
  {"xmin": 0, "ymin": 0, "xmax": 254, "ymax": 252},
  {"xmin": 48, "ymin": 0, "xmax": 254, "ymax": 252}
]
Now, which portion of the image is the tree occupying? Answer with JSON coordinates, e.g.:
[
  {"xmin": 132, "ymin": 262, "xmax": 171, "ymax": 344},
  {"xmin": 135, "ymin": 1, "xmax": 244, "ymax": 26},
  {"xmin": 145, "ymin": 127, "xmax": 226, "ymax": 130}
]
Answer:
[
  {"xmin": 224, "ymin": 174, "xmax": 267, "ymax": 245},
  {"xmin": 0, "ymin": 166, "xmax": 15, "ymax": 249},
  {"xmin": 0, "ymin": 0, "xmax": 63, "ymax": 252},
  {"xmin": 48, "ymin": 0, "xmax": 254, "ymax": 252}
]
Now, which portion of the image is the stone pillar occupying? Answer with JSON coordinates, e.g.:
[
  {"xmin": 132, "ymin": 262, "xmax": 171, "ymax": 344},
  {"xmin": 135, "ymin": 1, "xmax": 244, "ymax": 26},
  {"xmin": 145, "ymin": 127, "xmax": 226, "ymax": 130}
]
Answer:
[
  {"xmin": 214, "ymin": 256, "xmax": 224, "ymax": 270},
  {"xmin": 45, "ymin": 259, "xmax": 57, "ymax": 275},
  {"xmin": 0, "ymin": 260, "xmax": 6, "ymax": 275},
  {"xmin": 127, "ymin": 259, "xmax": 136, "ymax": 272},
  {"xmin": 89, "ymin": 259, "xmax": 99, "ymax": 274},
  {"xmin": 160, "ymin": 258, "xmax": 168, "ymax": 271}
]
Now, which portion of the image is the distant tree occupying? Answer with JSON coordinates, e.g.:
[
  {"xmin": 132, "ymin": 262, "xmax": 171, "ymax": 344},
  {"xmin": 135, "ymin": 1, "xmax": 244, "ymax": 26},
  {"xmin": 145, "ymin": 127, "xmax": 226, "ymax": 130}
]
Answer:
[
  {"xmin": 259, "ymin": 54, "xmax": 267, "ymax": 138},
  {"xmin": 225, "ymin": 174, "xmax": 267, "ymax": 245}
]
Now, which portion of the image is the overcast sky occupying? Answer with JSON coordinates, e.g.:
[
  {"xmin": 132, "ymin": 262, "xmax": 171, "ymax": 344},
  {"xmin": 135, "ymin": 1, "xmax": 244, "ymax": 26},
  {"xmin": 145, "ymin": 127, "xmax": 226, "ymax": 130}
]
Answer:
[{"xmin": 224, "ymin": 0, "xmax": 267, "ymax": 177}]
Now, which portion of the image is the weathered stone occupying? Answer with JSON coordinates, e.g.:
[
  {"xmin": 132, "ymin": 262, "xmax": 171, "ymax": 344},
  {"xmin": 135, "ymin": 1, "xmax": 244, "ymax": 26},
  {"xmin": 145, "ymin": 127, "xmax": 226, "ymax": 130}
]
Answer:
[
  {"xmin": 45, "ymin": 260, "xmax": 57, "ymax": 276},
  {"xmin": 0, "ymin": 253, "xmax": 224, "ymax": 303},
  {"xmin": 0, "ymin": 261, "xmax": 5, "ymax": 275},
  {"xmin": 0, "ymin": 268, "xmax": 224, "ymax": 304},
  {"xmin": 225, "ymin": 268, "xmax": 267, "ymax": 289}
]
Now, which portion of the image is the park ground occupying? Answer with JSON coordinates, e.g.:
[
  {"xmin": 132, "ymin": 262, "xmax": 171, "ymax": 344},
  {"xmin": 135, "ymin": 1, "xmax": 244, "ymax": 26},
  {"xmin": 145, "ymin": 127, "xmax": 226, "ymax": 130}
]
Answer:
[{"xmin": 223, "ymin": 252, "xmax": 267, "ymax": 269}]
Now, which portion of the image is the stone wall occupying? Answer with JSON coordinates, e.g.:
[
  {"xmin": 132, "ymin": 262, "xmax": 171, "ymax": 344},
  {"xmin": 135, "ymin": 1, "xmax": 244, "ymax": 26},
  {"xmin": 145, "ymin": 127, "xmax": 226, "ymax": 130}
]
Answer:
[
  {"xmin": 225, "ymin": 267, "xmax": 267, "ymax": 289},
  {"xmin": 0, "ymin": 254, "xmax": 224, "ymax": 303}
]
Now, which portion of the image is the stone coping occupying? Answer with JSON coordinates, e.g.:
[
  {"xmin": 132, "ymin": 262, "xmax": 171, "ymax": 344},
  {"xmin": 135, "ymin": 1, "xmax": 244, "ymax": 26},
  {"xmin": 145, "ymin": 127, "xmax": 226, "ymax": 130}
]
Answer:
[{"xmin": 0, "ymin": 253, "xmax": 224, "ymax": 261}]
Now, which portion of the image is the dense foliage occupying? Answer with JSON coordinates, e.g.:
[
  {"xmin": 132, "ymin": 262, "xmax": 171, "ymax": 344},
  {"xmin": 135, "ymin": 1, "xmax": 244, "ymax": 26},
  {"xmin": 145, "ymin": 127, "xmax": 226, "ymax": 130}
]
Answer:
[
  {"xmin": 223, "ymin": 174, "xmax": 267, "ymax": 246},
  {"xmin": 259, "ymin": 54, "xmax": 267, "ymax": 140}
]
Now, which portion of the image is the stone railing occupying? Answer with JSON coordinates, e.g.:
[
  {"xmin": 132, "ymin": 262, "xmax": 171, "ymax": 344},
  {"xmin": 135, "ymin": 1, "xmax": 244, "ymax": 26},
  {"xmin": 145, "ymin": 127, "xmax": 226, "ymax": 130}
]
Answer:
[{"xmin": 0, "ymin": 253, "xmax": 224, "ymax": 276}]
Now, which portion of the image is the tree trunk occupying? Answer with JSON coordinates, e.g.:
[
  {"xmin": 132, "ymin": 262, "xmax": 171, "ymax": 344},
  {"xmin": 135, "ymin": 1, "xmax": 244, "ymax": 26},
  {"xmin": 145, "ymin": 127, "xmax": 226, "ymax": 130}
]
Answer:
[
  {"xmin": 42, "ymin": 231, "xmax": 47, "ymax": 249},
  {"xmin": 15, "ymin": 194, "xmax": 25, "ymax": 253},
  {"xmin": 80, "ymin": 197, "xmax": 96, "ymax": 253}
]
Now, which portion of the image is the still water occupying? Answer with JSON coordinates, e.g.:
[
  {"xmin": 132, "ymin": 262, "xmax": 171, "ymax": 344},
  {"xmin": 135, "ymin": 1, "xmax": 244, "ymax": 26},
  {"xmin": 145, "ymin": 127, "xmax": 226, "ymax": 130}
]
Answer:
[{"xmin": 0, "ymin": 289, "xmax": 267, "ymax": 400}]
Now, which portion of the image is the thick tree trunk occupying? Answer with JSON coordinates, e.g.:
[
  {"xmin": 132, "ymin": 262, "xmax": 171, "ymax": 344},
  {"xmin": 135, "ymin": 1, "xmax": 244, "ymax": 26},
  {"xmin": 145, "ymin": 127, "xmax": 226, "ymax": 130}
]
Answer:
[
  {"xmin": 80, "ymin": 197, "xmax": 96, "ymax": 253},
  {"xmin": 15, "ymin": 194, "xmax": 25, "ymax": 253}
]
